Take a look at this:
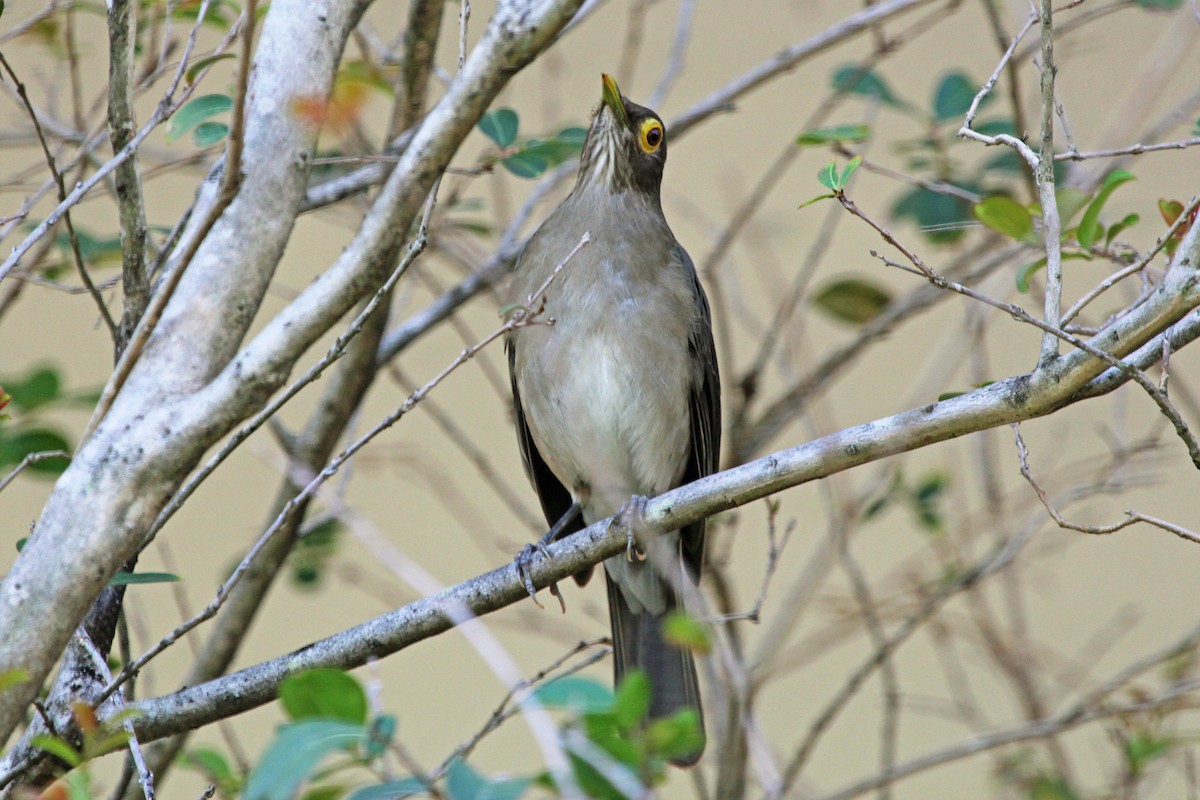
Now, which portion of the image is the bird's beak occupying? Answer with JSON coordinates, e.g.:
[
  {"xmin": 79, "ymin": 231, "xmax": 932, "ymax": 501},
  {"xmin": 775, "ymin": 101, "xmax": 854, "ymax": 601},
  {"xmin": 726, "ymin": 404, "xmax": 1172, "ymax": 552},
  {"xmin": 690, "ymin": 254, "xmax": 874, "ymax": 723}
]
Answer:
[{"xmin": 600, "ymin": 73, "xmax": 629, "ymax": 128}]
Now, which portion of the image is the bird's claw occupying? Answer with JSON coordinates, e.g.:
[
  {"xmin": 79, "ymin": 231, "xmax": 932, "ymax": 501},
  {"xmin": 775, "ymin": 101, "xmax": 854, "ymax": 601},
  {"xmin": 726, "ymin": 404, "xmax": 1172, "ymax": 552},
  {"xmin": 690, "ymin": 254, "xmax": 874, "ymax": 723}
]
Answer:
[
  {"xmin": 612, "ymin": 495, "xmax": 650, "ymax": 562},
  {"xmin": 513, "ymin": 542, "xmax": 567, "ymax": 613}
]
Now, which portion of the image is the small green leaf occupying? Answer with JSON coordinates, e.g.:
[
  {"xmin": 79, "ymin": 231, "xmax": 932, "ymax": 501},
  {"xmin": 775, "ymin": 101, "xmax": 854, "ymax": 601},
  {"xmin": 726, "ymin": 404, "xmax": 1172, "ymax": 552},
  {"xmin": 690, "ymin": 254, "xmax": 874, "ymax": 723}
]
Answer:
[
  {"xmin": 1016, "ymin": 252, "xmax": 1091, "ymax": 293},
  {"xmin": 1134, "ymin": 0, "xmax": 1183, "ymax": 8},
  {"xmin": 662, "ymin": 612, "xmax": 711, "ymax": 655},
  {"xmin": 645, "ymin": 710, "xmax": 705, "ymax": 762},
  {"xmin": 477, "ymin": 108, "xmax": 519, "ymax": 148},
  {"xmin": 1053, "ymin": 187, "xmax": 1093, "ymax": 228},
  {"xmin": 166, "ymin": 94, "xmax": 233, "ymax": 143},
  {"xmin": 816, "ymin": 162, "xmax": 839, "ymax": 192},
  {"xmin": 108, "ymin": 571, "xmax": 181, "ymax": 587},
  {"xmin": 279, "ymin": 669, "xmax": 368, "ymax": 724},
  {"xmin": 612, "ymin": 672, "xmax": 650, "ymax": 729},
  {"xmin": 1077, "ymin": 169, "xmax": 1135, "ymax": 249},
  {"xmin": 501, "ymin": 151, "xmax": 548, "ymax": 179},
  {"xmin": 831, "ymin": 65, "xmax": 904, "ymax": 108},
  {"xmin": 346, "ymin": 779, "xmax": 426, "ymax": 800},
  {"xmin": 1126, "ymin": 734, "xmax": 1173, "ymax": 775},
  {"xmin": 446, "ymin": 758, "xmax": 531, "ymax": 800},
  {"xmin": 796, "ymin": 124, "xmax": 871, "ymax": 146},
  {"xmin": 1028, "ymin": 775, "xmax": 1080, "ymax": 800},
  {"xmin": 798, "ymin": 193, "xmax": 836, "ymax": 209},
  {"xmin": 181, "ymin": 748, "xmax": 241, "ymax": 797},
  {"xmin": 0, "ymin": 668, "xmax": 28, "ymax": 693},
  {"xmin": 244, "ymin": 721, "xmax": 366, "ymax": 800},
  {"xmin": 933, "ymin": 71, "xmax": 982, "ymax": 121},
  {"xmin": 973, "ymin": 196, "xmax": 1033, "ymax": 242},
  {"xmin": 32, "ymin": 735, "xmax": 82, "ymax": 767},
  {"xmin": 2, "ymin": 366, "xmax": 61, "ymax": 410},
  {"xmin": 973, "ymin": 118, "xmax": 1015, "ymax": 137},
  {"xmin": 1158, "ymin": 198, "xmax": 1185, "ymax": 226},
  {"xmin": 192, "ymin": 121, "xmax": 230, "ymax": 148},
  {"xmin": 365, "ymin": 714, "xmax": 396, "ymax": 759},
  {"xmin": 839, "ymin": 155, "xmax": 862, "ymax": 186},
  {"xmin": 891, "ymin": 186, "xmax": 973, "ymax": 244},
  {"xmin": 185, "ymin": 53, "xmax": 237, "ymax": 85},
  {"xmin": 0, "ymin": 428, "xmax": 71, "ymax": 474},
  {"xmin": 530, "ymin": 677, "xmax": 613, "ymax": 712},
  {"xmin": 813, "ymin": 278, "xmax": 892, "ymax": 324}
]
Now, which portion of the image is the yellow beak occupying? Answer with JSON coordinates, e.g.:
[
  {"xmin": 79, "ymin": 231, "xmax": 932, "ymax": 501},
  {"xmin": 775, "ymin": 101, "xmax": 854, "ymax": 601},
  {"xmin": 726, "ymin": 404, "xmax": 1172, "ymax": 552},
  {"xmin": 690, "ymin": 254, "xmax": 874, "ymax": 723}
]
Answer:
[{"xmin": 600, "ymin": 73, "xmax": 629, "ymax": 127}]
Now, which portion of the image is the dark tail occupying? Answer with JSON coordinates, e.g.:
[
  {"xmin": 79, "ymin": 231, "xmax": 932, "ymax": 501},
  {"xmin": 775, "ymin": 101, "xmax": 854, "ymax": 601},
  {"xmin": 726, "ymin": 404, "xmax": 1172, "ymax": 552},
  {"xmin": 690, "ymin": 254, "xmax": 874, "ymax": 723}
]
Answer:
[{"xmin": 605, "ymin": 572, "xmax": 705, "ymax": 767}]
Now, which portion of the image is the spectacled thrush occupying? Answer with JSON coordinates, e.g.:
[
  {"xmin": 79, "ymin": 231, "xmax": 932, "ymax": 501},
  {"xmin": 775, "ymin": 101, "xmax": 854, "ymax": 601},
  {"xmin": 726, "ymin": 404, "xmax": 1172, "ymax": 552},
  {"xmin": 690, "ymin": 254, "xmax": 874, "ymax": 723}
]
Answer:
[{"xmin": 506, "ymin": 73, "xmax": 720, "ymax": 766}]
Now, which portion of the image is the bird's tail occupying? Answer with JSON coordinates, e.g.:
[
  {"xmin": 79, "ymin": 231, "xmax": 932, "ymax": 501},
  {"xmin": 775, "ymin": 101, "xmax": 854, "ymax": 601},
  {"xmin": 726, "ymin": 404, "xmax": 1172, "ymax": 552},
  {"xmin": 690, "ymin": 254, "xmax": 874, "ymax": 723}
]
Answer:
[{"xmin": 605, "ymin": 571, "xmax": 705, "ymax": 767}]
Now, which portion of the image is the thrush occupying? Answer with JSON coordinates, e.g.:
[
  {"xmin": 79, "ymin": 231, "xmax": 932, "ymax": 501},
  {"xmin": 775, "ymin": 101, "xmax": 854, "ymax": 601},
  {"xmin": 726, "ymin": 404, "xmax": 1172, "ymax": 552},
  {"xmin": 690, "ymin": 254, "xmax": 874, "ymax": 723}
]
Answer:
[{"xmin": 506, "ymin": 73, "xmax": 720, "ymax": 766}]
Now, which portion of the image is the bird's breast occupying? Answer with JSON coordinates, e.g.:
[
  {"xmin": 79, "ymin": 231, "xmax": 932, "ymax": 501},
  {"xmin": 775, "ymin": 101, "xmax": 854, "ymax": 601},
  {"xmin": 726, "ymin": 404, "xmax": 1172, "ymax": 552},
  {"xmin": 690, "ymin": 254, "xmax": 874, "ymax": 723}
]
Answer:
[{"xmin": 516, "ymin": 259, "xmax": 695, "ymax": 520}]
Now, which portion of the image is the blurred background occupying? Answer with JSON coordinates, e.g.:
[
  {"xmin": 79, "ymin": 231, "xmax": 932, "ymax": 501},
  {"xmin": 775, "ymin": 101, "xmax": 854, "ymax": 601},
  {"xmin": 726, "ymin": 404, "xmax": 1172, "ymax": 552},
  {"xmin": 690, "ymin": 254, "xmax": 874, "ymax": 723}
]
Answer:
[{"xmin": 2, "ymin": 0, "xmax": 1200, "ymax": 796}]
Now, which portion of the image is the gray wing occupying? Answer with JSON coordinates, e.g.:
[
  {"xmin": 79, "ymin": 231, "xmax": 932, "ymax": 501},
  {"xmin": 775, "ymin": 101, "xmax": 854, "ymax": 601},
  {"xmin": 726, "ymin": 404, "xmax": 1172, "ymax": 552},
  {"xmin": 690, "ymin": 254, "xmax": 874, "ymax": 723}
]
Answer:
[
  {"xmin": 676, "ymin": 244, "xmax": 721, "ymax": 580},
  {"xmin": 506, "ymin": 337, "xmax": 592, "ymax": 583}
]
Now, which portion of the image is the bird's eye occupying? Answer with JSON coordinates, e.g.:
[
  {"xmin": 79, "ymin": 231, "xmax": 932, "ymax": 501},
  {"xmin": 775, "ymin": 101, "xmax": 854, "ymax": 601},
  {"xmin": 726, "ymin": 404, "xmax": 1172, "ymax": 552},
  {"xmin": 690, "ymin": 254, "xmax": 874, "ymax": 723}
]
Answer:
[{"xmin": 639, "ymin": 119, "xmax": 664, "ymax": 153}]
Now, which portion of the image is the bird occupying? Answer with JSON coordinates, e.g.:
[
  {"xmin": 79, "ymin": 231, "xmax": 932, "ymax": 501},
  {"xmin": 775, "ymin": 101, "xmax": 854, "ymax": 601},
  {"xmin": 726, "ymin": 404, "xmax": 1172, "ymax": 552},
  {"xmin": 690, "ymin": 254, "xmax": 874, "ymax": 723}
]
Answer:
[{"xmin": 506, "ymin": 73, "xmax": 720, "ymax": 767}]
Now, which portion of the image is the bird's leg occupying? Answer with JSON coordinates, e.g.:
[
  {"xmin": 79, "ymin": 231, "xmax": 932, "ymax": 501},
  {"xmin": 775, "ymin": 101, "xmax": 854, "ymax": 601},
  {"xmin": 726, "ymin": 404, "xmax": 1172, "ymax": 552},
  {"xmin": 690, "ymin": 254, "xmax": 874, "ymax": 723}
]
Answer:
[
  {"xmin": 514, "ymin": 502, "xmax": 581, "ymax": 610},
  {"xmin": 612, "ymin": 495, "xmax": 651, "ymax": 562}
]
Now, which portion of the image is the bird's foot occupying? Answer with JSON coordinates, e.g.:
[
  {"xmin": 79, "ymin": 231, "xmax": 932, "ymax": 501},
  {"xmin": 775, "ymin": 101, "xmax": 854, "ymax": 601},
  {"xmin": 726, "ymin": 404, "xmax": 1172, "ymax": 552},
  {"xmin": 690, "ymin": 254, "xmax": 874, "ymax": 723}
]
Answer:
[
  {"xmin": 611, "ymin": 495, "xmax": 651, "ymax": 562},
  {"xmin": 513, "ymin": 542, "xmax": 566, "ymax": 613}
]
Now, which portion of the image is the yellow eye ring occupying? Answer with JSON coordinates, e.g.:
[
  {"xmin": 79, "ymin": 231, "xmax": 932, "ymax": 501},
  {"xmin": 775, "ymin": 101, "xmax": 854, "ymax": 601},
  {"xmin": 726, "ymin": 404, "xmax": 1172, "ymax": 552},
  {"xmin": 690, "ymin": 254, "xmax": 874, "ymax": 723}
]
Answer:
[{"xmin": 639, "ymin": 119, "xmax": 664, "ymax": 153}]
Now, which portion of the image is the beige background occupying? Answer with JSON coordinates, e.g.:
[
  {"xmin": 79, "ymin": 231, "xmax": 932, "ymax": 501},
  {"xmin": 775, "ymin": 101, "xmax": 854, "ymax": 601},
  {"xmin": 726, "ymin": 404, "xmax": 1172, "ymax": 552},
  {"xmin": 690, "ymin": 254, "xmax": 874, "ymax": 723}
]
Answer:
[{"xmin": 2, "ymin": 0, "xmax": 1200, "ymax": 796}]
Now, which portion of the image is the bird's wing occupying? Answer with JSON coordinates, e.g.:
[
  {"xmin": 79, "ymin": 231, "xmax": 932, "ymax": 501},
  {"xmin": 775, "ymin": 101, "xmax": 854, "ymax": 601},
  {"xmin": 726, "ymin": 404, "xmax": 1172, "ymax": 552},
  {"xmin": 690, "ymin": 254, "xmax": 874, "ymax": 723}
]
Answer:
[
  {"xmin": 676, "ymin": 244, "xmax": 722, "ymax": 580},
  {"xmin": 506, "ymin": 338, "xmax": 592, "ymax": 581}
]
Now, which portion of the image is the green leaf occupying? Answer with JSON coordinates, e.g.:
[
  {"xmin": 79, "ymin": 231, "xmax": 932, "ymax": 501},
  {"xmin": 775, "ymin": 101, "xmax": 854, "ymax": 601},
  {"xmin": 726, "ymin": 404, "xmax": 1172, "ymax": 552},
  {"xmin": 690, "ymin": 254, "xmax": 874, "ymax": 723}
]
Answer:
[
  {"xmin": 796, "ymin": 123, "xmax": 871, "ymax": 146},
  {"xmin": 446, "ymin": 758, "xmax": 530, "ymax": 800},
  {"xmin": 166, "ymin": 94, "xmax": 233, "ymax": 143},
  {"xmin": 831, "ymin": 65, "xmax": 904, "ymax": 108},
  {"xmin": 891, "ymin": 186, "xmax": 973, "ymax": 244},
  {"xmin": 0, "ymin": 668, "xmax": 28, "ymax": 693},
  {"xmin": 1045, "ymin": 188, "xmax": 1092, "ymax": 229},
  {"xmin": 612, "ymin": 673, "xmax": 650, "ymax": 729},
  {"xmin": 1015, "ymin": 252, "xmax": 1092, "ymax": 293},
  {"xmin": 32, "ymin": 735, "xmax": 82, "ymax": 767},
  {"xmin": 530, "ymin": 677, "xmax": 613, "ymax": 712},
  {"xmin": 279, "ymin": 669, "xmax": 369, "ymax": 724},
  {"xmin": 1158, "ymin": 198, "xmax": 1185, "ymax": 226},
  {"xmin": 501, "ymin": 151, "xmax": 548, "ymax": 179},
  {"xmin": 973, "ymin": 196, "xmax": 1033, "ymax": 242},
  {"xmin": 108, "ymin": 571, "xmax": 181, "ymax": 587},
  {"xmin": 365, "ymin": 714, "xmax": 396, "ymax": 759},
  {"xmin": 645, "ymin": 710, "xmax": 705, "ymax": 762},
  {"xmin": 1028, "ymin": 775, "xmax": 1080, "ymax": 800},
  {"xmin": 973, "ymin": 118, "xmax": 1015, "ymax": 137},
  {"xmin": 477, "ymin": 108, "xmax": 519, "ymax": 148},
  {"xmin": 933, "ymin": 71, "xmax": 982, "ymax": 121},
  {"xmin": 346, "ymin": 779, "xmax": 426, "ymax": 800},
  {"xmin": 816, "ymin": 162, "xmax": 839, "ymax": 192},
  {"xmin": 662, "ymin": 612, "xmax": 711, "ymax": 655},
  {"xmin": 192, "ymin": 121, "xmax": 230, "ymax": 148},
  {"xmin": 798, "ymin": 193, "xmax": 836, "ymax": 209},
  {"xmin": 0, "ymin": 428, "xmax": 71, "ymax": 474},
  {"xmin": 244, "ymin": 720, "xmax": 366, "ymax": 800},
  {"xmin": 1126, "ymin": 734, "xmax": 1173, "ymax": 775},
  {"xmin": 1134, "ymin": 0, "xmax": 1183, "ymax": 8},
  {"xmin": 2, "ymin": 366, "xmax": 61, "ymax": 410},
  {"xmin": 520, "ymin": 127, "xmax": 587, "ymax": 167},
  {"xmin": 840, "ymin": 155, "xmax": 862, "ymax": 186},
  {"xmin": 1077, "ymin": 169, "xmax": 1135, "ymax": 249},
  {"xmin": 181, "ymin": 748, "xmax": 241, "ymax": 797},
  {"xmin": 813, "ymin": 278, "xmax": 892, "ymax": 324},
  {"xmin": 185, "ymin": 53, "xmax": 237, "ymax": 84}
]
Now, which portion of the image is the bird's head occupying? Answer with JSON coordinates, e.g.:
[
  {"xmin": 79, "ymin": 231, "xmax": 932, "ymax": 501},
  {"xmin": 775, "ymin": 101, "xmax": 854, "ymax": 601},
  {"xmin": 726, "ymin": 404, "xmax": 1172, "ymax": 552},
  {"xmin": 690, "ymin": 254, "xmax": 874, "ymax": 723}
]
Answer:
[{"xmin": 577, "ymin": 73, "xmax": 668, "ymax": 196}]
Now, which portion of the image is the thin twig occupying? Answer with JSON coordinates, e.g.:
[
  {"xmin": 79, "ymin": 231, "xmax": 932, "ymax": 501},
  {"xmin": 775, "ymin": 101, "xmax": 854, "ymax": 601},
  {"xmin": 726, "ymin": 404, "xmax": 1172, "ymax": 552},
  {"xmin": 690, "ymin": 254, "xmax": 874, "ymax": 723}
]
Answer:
[
  {"xmin": 0, "ymin": 53, "xmax": 118, "ymax": 339},
  {"xmin": 1012, "ymin": 424, "xmax": 1200, "ymax": 544},
  {"xmin": 0, "ymin": 451, "xmax": 69, "ymax": 493}
]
